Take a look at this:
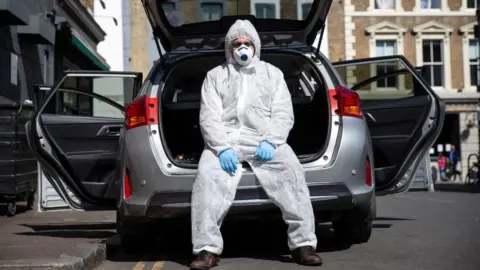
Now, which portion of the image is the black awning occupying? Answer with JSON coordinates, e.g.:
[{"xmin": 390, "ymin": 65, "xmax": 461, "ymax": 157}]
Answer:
[{"xmin": 0, "ymin": 0, "xmax": 30, "ymax": 26}]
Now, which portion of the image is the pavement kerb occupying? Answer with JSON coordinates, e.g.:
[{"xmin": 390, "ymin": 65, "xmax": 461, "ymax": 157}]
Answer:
[{"xmin": 0, "ymin": 242, "xmax": 107, "ymax": 270}]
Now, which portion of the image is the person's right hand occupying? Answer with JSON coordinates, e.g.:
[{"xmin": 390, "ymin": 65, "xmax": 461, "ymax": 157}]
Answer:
[{"xmin": 218, "ymin": 148, "xmax": 239, "ymax": 174}]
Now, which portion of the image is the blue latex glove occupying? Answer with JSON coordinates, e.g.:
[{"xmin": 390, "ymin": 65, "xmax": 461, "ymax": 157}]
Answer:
[
  {"xmin": 255, "ymin": 141, "xmax": 275, "ymax": 161},
  {"xmin": 218, "ymin": 148, "xmax": 239, "ymax": 174}
]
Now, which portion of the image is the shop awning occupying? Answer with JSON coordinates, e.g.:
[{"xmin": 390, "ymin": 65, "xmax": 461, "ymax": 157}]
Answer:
[{"xmin": 71, "ymin": 31, "xmax": 110, "ymax": 71}]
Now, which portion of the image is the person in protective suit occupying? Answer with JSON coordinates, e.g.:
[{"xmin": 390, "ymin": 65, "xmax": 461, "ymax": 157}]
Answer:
[{"xmin": 190, "ymin": 19, "xmax": 322, "ymax": 269}]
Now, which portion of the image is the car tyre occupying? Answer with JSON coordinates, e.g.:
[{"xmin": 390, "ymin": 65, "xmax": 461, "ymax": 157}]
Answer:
[
  {"xmin": 120, "ymin": 233, "xmax": 152, "ymax": 254},
  {"xmin": 332, "ymin": 218, "xmax": 373, "ymax": 243},
  {"xmin": 116, "ymin": 208, "xmax": 154, "ymax": 254},
  {"xmin": 332, "ymin": 196, "xmax": 376, "ymax": 244},
  {"xmin": 6, "ymin": 201, "xmax": 17, "ymax": 217}
]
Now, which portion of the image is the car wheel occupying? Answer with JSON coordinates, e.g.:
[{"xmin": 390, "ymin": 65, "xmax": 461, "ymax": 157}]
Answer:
[
  {"xmin": 332, "ymin": 197, "xmax": 375, "ymax": 244},
  {"xmin": 116, "ymin": 209, "xmax": 154, "ymax": 254},
  {"xmin": 332, "ymin": 218, "xmax": 373, "ymax": 243},
  {"xmin": 120, "ymin": 233, "xmax": 153, "ymax": 254},
  {"xmin": 6, "ymin": 201, "xmax": 17, "ymax": 217}
]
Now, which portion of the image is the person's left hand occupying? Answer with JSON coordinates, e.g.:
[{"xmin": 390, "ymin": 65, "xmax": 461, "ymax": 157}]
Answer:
[{"xmin": 255, "ymin": 141, "xmax": 275, "ymax": 161}]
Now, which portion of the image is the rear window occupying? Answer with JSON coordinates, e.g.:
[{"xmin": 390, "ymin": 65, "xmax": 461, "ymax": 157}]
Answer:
[{"xmin": 157, "ymin": 0, "xmax": 318, "ymax": 29}]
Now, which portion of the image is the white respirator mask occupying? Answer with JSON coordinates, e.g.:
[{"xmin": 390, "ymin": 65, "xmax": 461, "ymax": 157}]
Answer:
[{"xmin": 233, "ymin": 45, "xmax": 254, "ymax": 66}]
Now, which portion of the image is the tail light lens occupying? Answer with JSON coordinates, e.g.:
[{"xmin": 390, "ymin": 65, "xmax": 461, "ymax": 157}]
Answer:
[
  {"xmin": 334, "ymin": 85, "xmax": 362, "ymax": 119},
  {"xmin": 365, "ymin": 159, "xmax": 373, "ymax": 187},
  {"xmin": 124, "ymin": 170, "xmax": 132, "ymax": 199},
  {"xmin": 125, "ymin": 95, "xmax": 158, "ymax": 130}
]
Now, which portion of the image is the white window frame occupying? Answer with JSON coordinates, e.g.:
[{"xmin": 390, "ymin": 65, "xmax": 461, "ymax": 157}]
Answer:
[
  {"xmin": 251, "ymin": 0, "xmax": 280, "ymax": 19},
  {"xmin": 366, "ymin": 21, "xmax": 407, "ymax": 92},
  {"xmin": 413, "ymin": 21, "xmax": 453, "ymax": 91},
  {"xmin": 460, "ymin": 22, "xmax": 478, "ymax": 92},
  {"xmin": 460, "ymin": 0, "xmax": 477, "ymax": 11},
  {"xmin": 367, "ymin": 0, "xmax": 404, "ymax": 12},
  {"xmin": 161, "ymin": 0, "xmax": 177, "ymax": 14},
  {"xmin": 198, "ymin": 0, "xmax": 225, "ymax": 22},
  {"xmin": 297, "ymin": 0, "xmax": 313, "ymax": 20},
  {"xmin": 414, "ymin": 0, "xmax": 449, "ymax": 11}
]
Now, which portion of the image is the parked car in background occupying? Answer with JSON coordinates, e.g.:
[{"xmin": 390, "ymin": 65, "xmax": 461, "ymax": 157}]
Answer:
[{"xmin": 26, "ymin": 0, "xmax": 445, "ymax": 250}]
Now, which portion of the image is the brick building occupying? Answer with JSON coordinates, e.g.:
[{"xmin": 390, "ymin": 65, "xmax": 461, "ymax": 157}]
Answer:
[{"xmin": 337, "ymin": 0, "xmax": 479, "ymax": 180}]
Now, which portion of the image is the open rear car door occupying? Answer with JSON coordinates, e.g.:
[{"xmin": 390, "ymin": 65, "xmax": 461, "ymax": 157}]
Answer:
[
  {"xmin": 27, "ymin": 72, "xmax": 142, "ymax": 211},
  {"xmin": 332, "ymin": 56, "xmax": 445, "ymax": 195}
]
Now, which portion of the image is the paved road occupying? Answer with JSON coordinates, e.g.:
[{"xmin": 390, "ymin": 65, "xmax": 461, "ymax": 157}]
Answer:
[{"xmin": 97, "ymin": 184, "xmax": 480, "ymax": 270}]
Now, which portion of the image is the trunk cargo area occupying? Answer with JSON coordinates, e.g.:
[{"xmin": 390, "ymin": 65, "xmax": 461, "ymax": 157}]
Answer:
[{"xmin": 160, "ymin": 52, "xmax": 331, "ymax": 166}]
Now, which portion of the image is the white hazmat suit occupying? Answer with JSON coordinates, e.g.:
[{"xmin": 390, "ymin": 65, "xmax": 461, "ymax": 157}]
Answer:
[{"xmin": 191, "ymin": 20, "xmax": 317, "ymax": 255}]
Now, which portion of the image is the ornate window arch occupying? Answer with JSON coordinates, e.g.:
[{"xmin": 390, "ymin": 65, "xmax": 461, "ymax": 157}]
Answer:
[{"xmin": 413, "ymin": 20, "xmax": 453, "ymax": 90}]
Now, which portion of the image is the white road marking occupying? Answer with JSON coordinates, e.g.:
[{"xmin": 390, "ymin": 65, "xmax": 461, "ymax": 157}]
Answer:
[{"xmin": 396, "ymin": 194, "xmax": 455, "ymax": 203}]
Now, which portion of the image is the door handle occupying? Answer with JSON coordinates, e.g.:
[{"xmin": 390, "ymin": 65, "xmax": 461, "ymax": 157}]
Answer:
[{"xmin": 96, "ymin": 125, "xmax": 123, "ymax": 137}]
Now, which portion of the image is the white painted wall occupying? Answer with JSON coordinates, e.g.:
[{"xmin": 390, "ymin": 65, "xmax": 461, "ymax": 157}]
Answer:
[{"xmin": 94, "ymin": 0, "xmax": 124, "ymax": 71}]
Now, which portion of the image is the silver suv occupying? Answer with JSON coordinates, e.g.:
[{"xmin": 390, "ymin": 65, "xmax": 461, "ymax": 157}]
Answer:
[{"xmin": 26, "ymin": 0, "xmax": 444, "ymax": 249}]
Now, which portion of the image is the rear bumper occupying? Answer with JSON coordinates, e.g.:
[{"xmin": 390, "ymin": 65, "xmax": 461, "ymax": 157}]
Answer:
[{"xmin": 120, "ymin": 182, "xmax": 374, "ymax": 221}]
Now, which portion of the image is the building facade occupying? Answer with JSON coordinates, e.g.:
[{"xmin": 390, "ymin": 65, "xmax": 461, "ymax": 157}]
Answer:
[
  {"xmin": 339, "ymin": 0, "xmax": 479, "ymax": 180},
  {"xmin": 0, "ymin": 0, "xmax": 109, "ymax": 104}
]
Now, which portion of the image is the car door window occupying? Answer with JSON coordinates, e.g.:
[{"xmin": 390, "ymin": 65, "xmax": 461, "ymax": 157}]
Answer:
[
  {"xmin": 334, "ymin": 58, "xmax": 424, "ymax": 101},
  {"xmin": 42, "ymin": 76, "xmax": 136, "ymax": 118}
]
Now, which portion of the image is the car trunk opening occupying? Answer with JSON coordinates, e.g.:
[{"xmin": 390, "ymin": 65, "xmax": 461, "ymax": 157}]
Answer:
[{"xmin": 160, "ymin": 52, "xmax": 331, "ymax": 167}]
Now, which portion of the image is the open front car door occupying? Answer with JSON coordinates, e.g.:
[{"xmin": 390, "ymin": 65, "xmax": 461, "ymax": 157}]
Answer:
[
  {"xmin": 27, "ymin": 72, "xmax": 142, "ymax": 211},
  {"xmin": 333, "ymin": 56, "xmax": 445, "ymax": 195}
]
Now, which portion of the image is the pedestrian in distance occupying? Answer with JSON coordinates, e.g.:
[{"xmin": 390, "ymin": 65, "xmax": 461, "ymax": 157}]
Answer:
[
  {"xmin": 438, "ymin": 152, "xmax": 447, "ymax": 181},
  {"xmin": 449, "ymin": 144, "xmax": 460, "ymax": 181}
]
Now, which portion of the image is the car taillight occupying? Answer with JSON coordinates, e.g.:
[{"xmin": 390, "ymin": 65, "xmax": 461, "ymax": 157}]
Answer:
[
  {"xmin": 333, "ymin": 85, "xmax": 362, "ymax": 119},
  {"xmin": 124, "ymin": 170, "xmax": 132, "ymax": 199},
  {"xmin": 365, "ymin": 159, "xmax": 373, "ymax": 187},
  {"xmin": 125, "ymin": 95, "xmax": 158, "ymax": 130}
]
